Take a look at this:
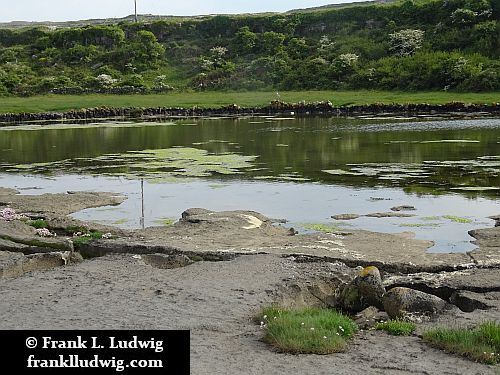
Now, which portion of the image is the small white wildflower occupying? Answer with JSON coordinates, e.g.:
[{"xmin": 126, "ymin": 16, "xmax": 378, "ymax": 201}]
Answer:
[
  {"xmin": 301, "ymin": 322, "xmax": 305, "ymax": 326},
  {"xmin": 336, "ymin": 332, "xmax": 340, "ymax": 336},
  {"xmin": 310, "ymin": 327, "xmax": 315, "ymax": 331},
  {"xmin": 35, "ymin": 228, "xmax": 54, "ymax": 237},
  {"xmin": 102, "ymin": 232, "xmax": 112, "ymax": 239},
  {"xmin": 323, "ymin": 336, "xmax": 327, "ymax": 339},
  {"xmin": 263, "ymin": 315, "xmax": 267, "ymax": 320},
  {"xmin": 273, "ymin": 316, "xmax": 277, "ymax": 320}
]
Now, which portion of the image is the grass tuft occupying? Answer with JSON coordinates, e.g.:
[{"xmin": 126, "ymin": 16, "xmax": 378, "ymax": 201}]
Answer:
[
  {"xmin": 375, "ymin": 320, "xmax": 416, "ymax": 336},
  {"xmin": 72, "ymin": 231, "xmax": 103, "ymax": 248},
  {"xmin": 28, "ymin": 219, "xmax": 48, "ymax": 229},
  {"xmin": 422, "ymin": 321, "xmax": 500, "ymax": 365},
  {"xmin": 301, "ymin": 222, "xmax": 351, "ymax": 233},
  {"xmin": 258, "ymin": 306, "xmax": 358, "ymax": 354}
]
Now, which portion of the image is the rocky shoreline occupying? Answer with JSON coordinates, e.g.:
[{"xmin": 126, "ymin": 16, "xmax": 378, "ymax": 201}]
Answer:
[
  {"xmin": 1, "ymin": 101, "xmax": 499, "ymax": 124},
  {"xmin": 0, "ymin": 187, "xmax": 499, "ymax": 374}
]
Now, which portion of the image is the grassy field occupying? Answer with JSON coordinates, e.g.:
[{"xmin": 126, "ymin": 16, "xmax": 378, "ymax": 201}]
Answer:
[{"xmin": 0, "ymin": 91, "xmax": 499, "ymax": 113}]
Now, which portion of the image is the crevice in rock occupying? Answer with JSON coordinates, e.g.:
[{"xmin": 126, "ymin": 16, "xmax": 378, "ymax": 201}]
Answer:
[
  {"xmin": 78, "ymin": 241, "xmax": 239, "ymax": 262},
  {"xmin": 284, "ymin": 254, "xmax": 477, "ymax": 274}
]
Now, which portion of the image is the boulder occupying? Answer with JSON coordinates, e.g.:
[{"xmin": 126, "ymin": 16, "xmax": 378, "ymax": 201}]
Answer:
[
  {"xmin": 383, "ymin": 287, "xmax": 447, "ymax": 319},
  {"xmin": 141, "ymin": 253, "xmax": 194, "ymax": 269},
  {"xmin": 339, "ymin": 266, "xmax": 386, "ymax": 313},
  {"xmin": 356, "ymin": 266, "xmax": 386, "ymax": 309},
  {"xmin": 331, "ymin": 214, "xmax": 361, "ymax": 220},
  {"xmin": 488, "ymin": 214, "xmax": 500, "ymax": 227},
  {"xmin": 391, "ymin": 205, "xmax": 416, "ymax": 212},
  {"xmin": 365, "ymin": 212, "xmax": 415, "ymax": 218}
]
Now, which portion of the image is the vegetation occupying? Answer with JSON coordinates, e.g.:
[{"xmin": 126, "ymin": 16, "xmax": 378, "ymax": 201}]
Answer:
[
  {"xmin": 301, "ymin": 222, "xmax": 352, "ymax": 233},
  {"xmin": 0, "ymin": 0, "xmax": 498, "ymax": 98},
  {"xmin": 442, "ymin": 215, "xmax": 473, "ymax": 223},
  {"xmin": 0, "ymin": 90, "xmax": 499, "ymax": 114},
  {"xmin": 72, "ymin": 231, "xmax": 103, "ymax": 248},
  {"xmin": 258, "ymin": 306, "xmax": 358, "ymax": 354},
  {"xmin": 422, "ymin": 321, "xmax": 500, "ymax": 365},
  {"xmin": 0, "ymin": 91, "xmax": 499, "ymax": 114},
  {"xmin": 375, "ymin": 320, "xmax": 416, "ymax": 336},
  {"xmin": 28, "ymin": 219, "xmax": 48, "ymax": 229}
]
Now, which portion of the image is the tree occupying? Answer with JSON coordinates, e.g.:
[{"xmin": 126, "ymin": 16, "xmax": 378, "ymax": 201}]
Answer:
[
  {"xmin": 260, "ymin": 32, "xmax": 286, "ymax": 55},
  {"xmin": 389, "ymin": 29, "xmax": 425, "ymax": 57},
  {"xmin": 234, "ymin": 27, "xmax": 257, "ymax": 54}
]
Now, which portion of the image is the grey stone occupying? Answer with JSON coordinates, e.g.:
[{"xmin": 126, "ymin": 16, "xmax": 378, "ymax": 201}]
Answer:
[
  {"xmin": 488, "ymin": 214, "xmax": 500, "ymax": 227},
  {"xmin": 0, "ymin": 251, "xmax": 26, "ymax": 278},
  {"xmin": 450, "ymin": 290, "xmax": 495, "ymax": 313},
  {"xmin": 383, "ymin": 287, "xmax": 448, "ymax": 319},
  {"xmin": 339, "ymin": 266, "xmax": 386, "ymax": 313},
  {"xmin": 331, "ymin": 214, "xmax": 361, "ymax": 220},
  {"xmin": 354, "ymin": 306, "xmax": 389, "ymax": 329},
  {"xmin": 355, "ymin": 266, "xmax": 386, "ymax": 309},
  {"xmin": 391, "ymin": 205, "xmax": 416, "ymax": 212},
  {"xmin": 0, "ymin": 250, "xmax": 79, "ymax": 279},
  {"xmin": 141, "ymin": 253, "xmax": 194, "ymax": 269},
  {"xmin": 365, "ymin": 212, "xmax": 415, "ymax": 218},
  {"xmin": 0, "ymin": 238, "xmax": 29, "ymax": 252}
]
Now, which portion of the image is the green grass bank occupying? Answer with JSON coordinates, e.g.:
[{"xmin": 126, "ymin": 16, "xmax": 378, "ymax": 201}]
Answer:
[{"xmin": 0, "ymin": 90, "xmax": 499, "ymax": 114}]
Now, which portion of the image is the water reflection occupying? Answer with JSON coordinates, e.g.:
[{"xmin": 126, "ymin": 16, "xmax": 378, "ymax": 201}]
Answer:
[{"xmin": 0, "ymin": 116, "xmax": 499, "ymax": 253}]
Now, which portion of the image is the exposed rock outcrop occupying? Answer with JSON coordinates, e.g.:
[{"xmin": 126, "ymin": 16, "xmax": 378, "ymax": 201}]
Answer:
[{"xmin": 383, "ymin": 287, "xmax": 448, "ymax": 320}]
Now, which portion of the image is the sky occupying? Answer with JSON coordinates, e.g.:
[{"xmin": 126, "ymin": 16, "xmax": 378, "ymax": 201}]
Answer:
[{"xmin": 0, "ymin": 0, "xmax": 368, "ymax": 22}]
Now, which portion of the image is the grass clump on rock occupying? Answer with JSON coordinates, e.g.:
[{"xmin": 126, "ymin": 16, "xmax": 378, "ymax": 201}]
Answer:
[
  {"xmin": 422, "ymin": 321, "xmax": 500, "ymax": 365},
  {"xmin": 375, "ymin": 320, "xmax": 416, "ymax": 336},
  {"xmin": 28, "ymin": 219, "xmax": 48, "ymax": 229},
  {"xmin": 258, "ymin": 306, "xmax": 358, "ymax": 354},
  {"xmin": 72, "ymin": 231, "xmax": 103, "ymax": 248}
]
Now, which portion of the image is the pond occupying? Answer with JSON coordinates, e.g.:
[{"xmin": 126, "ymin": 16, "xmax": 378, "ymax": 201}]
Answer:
[{"xmin": 1, "ymin": 115, "xmax": 499, "ymax": 253}]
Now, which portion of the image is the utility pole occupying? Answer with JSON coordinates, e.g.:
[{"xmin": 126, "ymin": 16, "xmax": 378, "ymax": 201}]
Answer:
[{"xmin": 134, "ymin": 0, "xmax": 138, "ymax": 22}]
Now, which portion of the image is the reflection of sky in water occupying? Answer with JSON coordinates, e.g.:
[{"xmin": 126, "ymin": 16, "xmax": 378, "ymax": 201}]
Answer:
[{"xmin": 1, "ymin": 173, "xmax": 498, "ymax": 254}]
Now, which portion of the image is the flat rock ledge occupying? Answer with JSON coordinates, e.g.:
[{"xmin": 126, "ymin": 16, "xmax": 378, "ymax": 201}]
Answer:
[
  {"xmin": 77, "ymin": 207, "xmax": 490, "ymax": 274},
  {"xmin": 1, "ymin": 188, "xmax": 499, "ymax": 278}
]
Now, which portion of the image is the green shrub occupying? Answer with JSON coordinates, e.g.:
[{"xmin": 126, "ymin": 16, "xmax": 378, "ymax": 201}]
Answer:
[{"xmin": 28, "ymin": 219, "xmax": 48, "ymax": 229}]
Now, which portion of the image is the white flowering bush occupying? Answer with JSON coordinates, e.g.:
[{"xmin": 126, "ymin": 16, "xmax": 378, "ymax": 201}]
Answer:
[
  {"xmin": 318, "ymin": 35, "xmax": 336, "ymax": 58},
  {"xmin": 389, "ymin": 29, "xmax": 425, "ymax": 57},
  {"xmin": 199, "ymin": 46, "xmax": 229, "ymax": 72},
  {"xmin": 153, "ymin": 75, "xmax": 174, "ymax": 91},
  {"xmin": 336, "ymin": 53, "xmax": 359, "ymax": 68},
  {"xmin": 95, "ymin": 74, "xmax": 117, "ymax": 88}
]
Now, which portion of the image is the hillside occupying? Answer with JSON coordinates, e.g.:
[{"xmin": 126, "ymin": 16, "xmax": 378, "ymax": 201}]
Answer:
[{"xmin": 0, "ymin": 0, "xmax": 498, "ymax": 97}]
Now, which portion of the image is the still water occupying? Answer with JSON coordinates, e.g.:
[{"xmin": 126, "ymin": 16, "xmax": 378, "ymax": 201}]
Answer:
[{"xmin": 1, "ymin": 115, "xmax": 499, "ymax": 253}]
